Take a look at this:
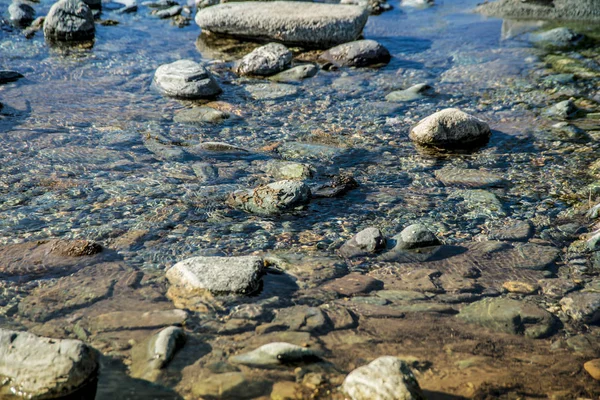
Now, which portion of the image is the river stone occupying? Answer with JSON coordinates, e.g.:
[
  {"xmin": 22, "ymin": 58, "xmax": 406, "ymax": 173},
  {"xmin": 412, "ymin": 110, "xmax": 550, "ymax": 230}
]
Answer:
[
  {"xmin": 434, "ymin": 167, "xmax": 504, "ymax": 188},
  {"xmin": 227, "ymin": 180, "xmax": 311, "ymax": 215},
  {"xmin": 544, "ymin": 99, "xmax": 580, "ymax": 119},
  {"xmin": 488, "ymin": 220, "xmax": 534, "ymax": 242},
  {"xmin": 342, "ymin": 356, "xmax": 425, "ymax": 400},
  {"xmin": 0, "ymin": 70, "xmax": 24, "ymax": 84},
  {"xmin": 339, "ymin": 227, "xmax": 386, "ymax": 258},
  {"xmin": 319, "ymin": 39, "xmax": 391, "ymax": 68},
  {"xmin": 43, "ymin": 0, "xmax": 95, "ymax": 41},
  {"xmin": 0, "ymin": 329, "xmax": 98, "ymax": 399},
  {"xmin": 131, "ymin": 326, "xmax": 186, "ymax": 380},
  {"xmin": 9, "ymin": 2, "xmax": 35, "ymax": 26},
  {"xmin": 192, "ymin": 372, "xmax": 268, "ymax": 399},
  {"xmin": 195, "ymin": 2, "xmax": 369, "ymax": 48},
  {"xmin": 244, "ymin": 82, "xmax": 298, "ymax": 100},
  {"xmin": 166, "ymin": 255, "xmax": 264, "ymax": 295},
  {"xmin": 235, "ymin": 43, "xmax": 292, "ymax": 76},
  {"xmin": 87, "ymin": 309, "xmax": 188, "ymax": 333},
  {"xmin": 265, "ymin": 160, "xmax": 312, "ymax": 180},
  {"xmin": 560, "ymin": 292, "xmax": 600, "ymax": 324},
  {"xmin": 173, "ymin": 106, "xmax": 229, "ymax": 124},
  {"xmin": 393, "ymin": 223, "xmax": 440, "ymax": 250},
  {"xmin": 229, "ymin": 342, "xmax": 322, "ymax": 368},
  {"xmin": 270, "ymin": 64, "xmax": 318, "ymax": 83},
  {"xmin": 530, "ymin": 27, "xmax": 584, "ymax": 49},
  {"xmin": 321, "ymin": 273, "xmax": 383, "ymax": 296},
  {"xmin": 477, "ymin": 0, "xmax": 600, "ymax": 21},
  {"xmin": 153, "ymin": 60, "xmax": 221, "ymax": 99},
  {"xmin": 458, "ymin": 297, "xmax": 557, "ymax": 338},
  {"xmin": 154, "ymin": 4, "xmax": 181, "ymax": 18},
  {"xmin": 409, "ymin": 108, "xmax": 491, "ymax": 148},
  {"xmin": 272, "ymin": 305, "xmax": 331, "ymax": 334},
  {"xmin": 385, "ymin": 83, "xmax": 434, "ymax": 102}
]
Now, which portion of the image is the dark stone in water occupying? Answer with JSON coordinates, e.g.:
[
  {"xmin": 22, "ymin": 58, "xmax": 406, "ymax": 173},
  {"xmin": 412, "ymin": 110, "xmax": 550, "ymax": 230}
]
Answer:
[
  {"xmin": 312, "ymin": 174, "xmax": 359, "ymax": 198},
  {"xmin": 0, "ymin": 70, "xmax": 24, "ymax": 84}
]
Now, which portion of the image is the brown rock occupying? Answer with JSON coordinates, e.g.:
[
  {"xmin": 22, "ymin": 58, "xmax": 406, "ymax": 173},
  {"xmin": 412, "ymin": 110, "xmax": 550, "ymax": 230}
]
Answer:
[
  {"xmin": 321, "ymin": 273, "xmax": 383, "ymax": 296},
  {"xmin": 503, "ymin": 281, "xmax": 539, "ymax": 295},
  {"xmin": 584, "ymin": 359, "xmax": 600, "ymax": 380}
]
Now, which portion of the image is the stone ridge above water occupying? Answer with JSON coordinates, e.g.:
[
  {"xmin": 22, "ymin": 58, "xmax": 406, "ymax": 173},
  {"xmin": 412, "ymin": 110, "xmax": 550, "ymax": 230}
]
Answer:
[{"xmin": 195, "ymin": 2, "xmax": 370, "ymax": 48}]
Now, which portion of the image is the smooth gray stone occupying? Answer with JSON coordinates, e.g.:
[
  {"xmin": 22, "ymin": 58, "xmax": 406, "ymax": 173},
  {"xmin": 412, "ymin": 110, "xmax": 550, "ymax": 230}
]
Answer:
[
  {"xmin": 339, "ymin": 227, "xmax": 386, "ymax": 258},
  {"xmin": 269, "ymin": 64, "xmax": 318, "ymax": 83},
  {"xmin": 173, "ymin": 106, "xmax": 229, "ymax": 124},
  {"xmin": 195, "ymin": 2, "xmax": 369, "ymax": 48},
  {"xmin": 0, "ymin": 329, "xmax": 98, "ymax": 399},
  {"xmin": 477, "ymin": 0, "xmax": 600, "ymax": 21},
  {"xmin": 320, "ymin": 39, "xmax": 391, "ymax": 67},
  {"xmin": 235, "ymin": 42, "xmax": 292, "ymax": 77},
  {"xmin": 385, "ymin": 83, "xmax": 434, "ymax": 102},
  {"xmin": 9, "ymin": 2, "xmax": 35, "ymax": 26},
  {"xmin": 43, "ymin": 0, "xmax": 95, "ymax": 41},
  {"xmin": 166, "ymin": 255, "xmax": 264, "ymax": 295},
  {"xmin": 409, "ymin": 108, "xmax": 491, "ymax": 148},
  {"xmin": 393, "ymin": 223, "xmax": 439, "ymax": 250},
  {"xmin": 229, "ymin": 342, "xmax": 322, "ymax": 368},
  {"xmin": 342, "ymin": 356, "xmax": 425, "ymax": 400},
  {"xmin": 155, "ymin": 5, "xmax": 181, "ymax": 18},
  {"xmin": 244, "ymin": 82, "xmax": 298, "ymax": 100},
  {"xmin": 153, "ymin": 59, "xmax": 221, "ymax": 99}
]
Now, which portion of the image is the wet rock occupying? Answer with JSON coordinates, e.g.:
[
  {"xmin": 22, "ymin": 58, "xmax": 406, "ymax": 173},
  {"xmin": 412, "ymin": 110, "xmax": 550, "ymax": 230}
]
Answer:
[
  {"xmin": 277, "ymin": 141, "xmax": 345, "ymax": 163},
  {"xmin": 545, "ymin": 54, "xmax": 600, "ymax": 78},
  {"xmin": 227, "ymin": 180, "xmax": 311, "ymax": 215},
  {"xmin": 409, "ymin": 108, "xmax": 491, "ymax": 148},
  {"xmin": 244, "ymin": 82, "xmax": 298, "ymax": 100},
  {"xmin": 435, "ymin": 167, "xmax": 505, "ymax": 188},
  {"xmin": 195, "ymin": 2, "xmax": 369, "ymax": 48},
  {"xmin": 0, "ymin": 70, "xmax": 24, "ymax": 84},
  {"xmin": 173, "ymin": 107, "xmax": 229, "ymax": 124},
  {"xmin": 0, "ymin": 329, "xmax": 98, "ymax": 399},
  {"xmin": 153, "ymin": 59, "xmax": 221, "ymax": 99},
  {"xmin": 192, "ymin": 162, "xmax": 219, "ymax": 182},
  {"xmin": 374, "ymin": 290, "xmax": 430, "ymax": 302},
  {"xmin": 265, "ymin": 160, "xmax": 312, "ymax": 180},
  {"xmin": 549, "ymin": 122, "xmax": 590, "ymax": 143},
  {"xmin": 154, "ymin": 4, "xmax": 181, "ymax": 18},
  {"xmin": 312, "ymin": 174, "xmax": 359, "ymax": 198},
  {"xmin": 510, "ymin": 243, "xmax": 560, "ymax": 270},
  {"xmin": 43, "ymin": 0, "xmax": 95, "ymax": 41},
  {"xmin": 448, "ymin": 189, "xmax": 506, "ymax": 218},
  {"xmin": 87, "ymin": 309, "xmax": 188, "ymax": 333},
  {"xmin": 192, "ymin": 372, "xmax": 268, "ymax": 399},
  {"xmin": 131, "ymin": 326, "xmax": 186, "ymax": 380},
  {"xmin": 539, "ymin": 278, "xmax": 579, "ymax": 299},
  {"xmin": 9, "ymin": 2, "xmax": 35, "ymax": 27},
  {"xmin": 342, "ymin": 356, "xmax": 425, "ymax": 400},
  {"xmin": 544, "ymin": 99, "xmax": 580, "ymax": 119},
  {"xmin": 320, "ymin": 303, "xmax": 357, "ymax": 330},
  {"xmin": 339, "ymin": 227, "xmax": 386, "ymax": 258},
  {"xmin": 488, "ymin": 220, "xmax": 534, "ymax": 242},
  {"xmin": 530, "ymin": 27, "xmax": 584, "ymax": 49},
  {"xmin": 458, "ymin": 297, "xmax": 557, "ymax": 338},
  {"xmin": 477, "ymin": 0, "xmax": 600, "ymax": 21},
  {"xmin": 229, "ymin": 342, "xmax": 321, "ymax": 368},
  {"xmin": 393, "ymin": 223, "xmax": 440, "ymax": 250},
  {"xmin": 584, "ymin": 359, "xmax": 600, "ymax": 380},
  {"xmin": 272, "ymin": 305, "xmax": 331, "ymax": 334},
  {"xmin": 502, "ymin": 281, "xmax": 539, "ymax": 295},
  {"xmin": 269, "ymin": 64, "xmax": 318, "ymax": 83},
  {"xmin": 166, "ymin": 255, "xmax": 264, "ymax": 295},
  {"xmin": 235, "ymin": 43, "xmax": 292, "ymax": 76},
  {"xmin": 560, "ymin": 292, "xmax": 600, "ymax": 324},
  {"xmin": 321, "ymin": 273, "xmax": 383, "ymax": 296},
  {"xmin": 385, "ymin": 83, "xmax": 434, "ymax": 102},
  {"xmin": 319, "ymin": 39, "xmax": 391, "ymax": 68}
]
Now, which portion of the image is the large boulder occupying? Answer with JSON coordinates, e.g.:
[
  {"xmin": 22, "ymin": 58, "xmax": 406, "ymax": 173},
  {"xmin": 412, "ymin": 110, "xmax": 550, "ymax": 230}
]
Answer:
[
  {"xmin": 235, "ymin": 43, "xmax": 292, "ymax": 77},
  {"xmin": 43, "ymin": 0, "xmax": 95, "ymax": 41},
  {"xmin": 319, "ymin": 39, "xmax": 391, "ymax": 68},
  {"xmin": 0, "ymin": 329, "xmax": 98, "ymax": 399},
  {"xmin": 154, "ymin": 60, "xmax": 222, "ymax": 99},
  {"xmin": 477, "ymin": 0, "xmax": 600, "ymax": 21},
  {"xmin": 342, "ymin": 356, "xmax": 425, "ymax": 400},
  {"xmin": 409, "ymin": 108, "xmax": 491, "ymax": 149},
  {"xmin": 166, "ymin": 255, "xmax": 264, "ymax": 295},
  {"xmin": 195, "ymin": 2, "xmax": 369, "ymax": 48}
]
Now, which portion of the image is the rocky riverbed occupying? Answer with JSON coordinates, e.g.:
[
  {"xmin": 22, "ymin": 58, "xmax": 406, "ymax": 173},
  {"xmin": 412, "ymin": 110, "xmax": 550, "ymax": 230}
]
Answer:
[{"xmin": 1, "ymin": 0, "xmax": 600, "ymax": 398}]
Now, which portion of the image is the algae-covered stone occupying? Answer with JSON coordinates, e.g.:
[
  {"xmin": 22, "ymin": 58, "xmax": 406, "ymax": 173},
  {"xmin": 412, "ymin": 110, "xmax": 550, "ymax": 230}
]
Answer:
[
  {"xmin": 166, "ymin": 255, "xmax": 264, "ymax": 295},
  {"xmin": 0, "ymin": 329, "xmax": 98, "ymax": 399},
  {"xmin": 458, "ymin": 297, "xmax": 557, "ymax": 338},
  {"xmin": 409, "ymin": 108, "xmax": 491, "ymax": 148},
  {"xmin": 227, "ymin": 180, "xmax": 311, "ymax": 215},
  {"xmin": 342, "ymin": 356, "xmax": 425, "ymax": 400},
  {"xmin": 195, "ymin": 2, "xmax": 369, "ymax": 48}
]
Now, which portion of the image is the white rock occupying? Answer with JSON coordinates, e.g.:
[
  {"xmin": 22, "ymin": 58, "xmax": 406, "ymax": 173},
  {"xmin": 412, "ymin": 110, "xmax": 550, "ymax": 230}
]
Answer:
[{"xmin": 409, "ymin": 108, "xmax": 491, "ymax": 148}]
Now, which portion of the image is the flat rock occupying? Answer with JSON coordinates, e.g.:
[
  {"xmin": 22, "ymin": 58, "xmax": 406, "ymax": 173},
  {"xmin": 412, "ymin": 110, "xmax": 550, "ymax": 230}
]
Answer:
[
  {"xmin": 269, "ymin": 64, "xmax": 318, "ymax": 83},
  {"xmin": 43, "ymin": 0, "xmax": 95, "ymax": 41},
  {"xmin": 166, "ymin": 255, "xmax": 264, "ymax": 295},
  {"xmin": 0, "ymin": 329, "xmax": 98, "ymax": 399},
  {"xmin": 229, "ymin": 342, "xmax": 322, "ymax": 368},
  {"xmin": 227, "ymin": 180, "xmax": 311, "ymax": 215},
  {"xmin": 342, "ymin": 356, "xmax": 425, "ymax": 400},
  {"xmin": 530, "ymin": 27, "xmax": 584, "ymax": 49},
  {"xmin": 560, "ymin": 292, "xmax": 600, "ymax": 324},
  {"xmin": 235, "ymin": 42, "xmax": 292, "ymax": 76},
  {"xmin": 488, "ymin": 220, "xmax": 534, "ymax": 242},
  {"xmin": 321, "ymin": 273, "xmax": 383, "ymax": 296},
  {"xmin": 434, "ymin": 167, "xmax": 505, "ymax": 188},
  {"xmin": 173, "ymin": 106, "xmax": 229, "ymax": 124},
  {"xmin": 153, "ymin": 59, "xmax": 221, "ymax": 99},
  {"xmin": 320, "ymin": 39, "xmax": 391, "ymax": 68},
  {"xmin": 195, "ymin": 2, "xmax": 369, "ymax": 48},
  {"xmin": 458, "ymin": 297, "xmax": 557, "ymax": 338},
  {"xmin": 477, "ymin": 0, "xmax": 600, "ymax": 21},
  {"xmin": 409, "ymin": 108, "xmax": 491, "ymax": 149},
  {"xmin": 87, "ymin": 309, "xmax": 188, "ymax": 333}
]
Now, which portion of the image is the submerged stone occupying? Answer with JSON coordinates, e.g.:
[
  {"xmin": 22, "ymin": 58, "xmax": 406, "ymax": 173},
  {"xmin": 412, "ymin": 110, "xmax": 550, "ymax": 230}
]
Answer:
[
  {"xmin": 477, "ymin": 0, "xmax": 600, "ymax": 21},
  {"xmin": 227, "ymin": 180, "xmax": 311, "ymax": 215},
  {"xmin": 229, "ymin": 342, "xmax": 322, "ymax": 368},
  {"xmin": 131, "ymin": 326, "xmax": 186, "ymax": 381},
  {"xmin": 269, "ymin": 64, "xmax": 318, "ymax": 83},
  {"xmin": 560, "ymin": 292, "xmax": 600, "ymax": 324},
  {"xmin": 385, "ymin": 83, "xmax": 434, "ymax": 102},
  {"xmin": 319, "ymin": 39, "xmax": 391, "ymax": 68}
]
